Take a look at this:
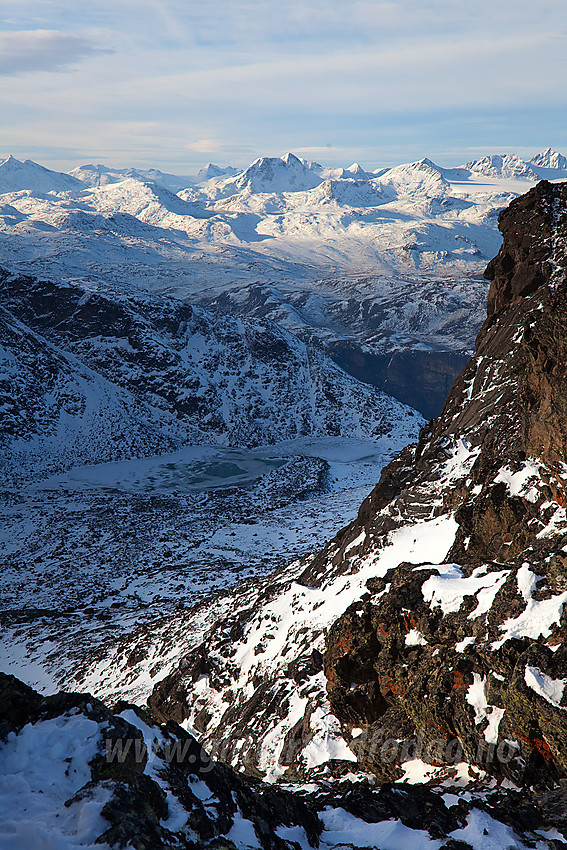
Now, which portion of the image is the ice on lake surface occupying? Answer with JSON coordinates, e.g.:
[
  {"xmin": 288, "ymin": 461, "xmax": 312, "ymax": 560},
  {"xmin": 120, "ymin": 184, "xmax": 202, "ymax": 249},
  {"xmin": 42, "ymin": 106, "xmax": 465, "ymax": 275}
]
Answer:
[
  {"xmin": 35, "ymin": 446, "xmax": 288, "ymax": 494},
  {"xmin": 32, "ymin": 437, "xmax": 396, "ymax": 496}
]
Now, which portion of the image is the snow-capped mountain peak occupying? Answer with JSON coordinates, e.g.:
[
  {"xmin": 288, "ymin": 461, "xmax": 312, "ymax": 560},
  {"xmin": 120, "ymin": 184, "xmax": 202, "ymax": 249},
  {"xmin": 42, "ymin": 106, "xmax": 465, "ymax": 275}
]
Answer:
[
  {"xmin": 310, "ymin": 176, "xmax": 392, "ymax": 208},
  {"xmin": 68, "ymin": 163, "xmax": 122, "ymax": 187},
  {"xmin": 415, "ymin": 157, "xmax": 471, "ymax": 181},
  {"xmin": 378, "ymin": 158, "xmax": 451, "ymax": 202},
  {"xmin": 195, "ymin": 162, "xmax": 239, "ymax": 182},
  {"xmin": 342, "ymin": 162, "xmax": 374, "ymax": 179},
  {"xmin": 464, "ymin": 153, "xmax": 539, "ymax": 180},
  {"xmin": 383, "ymin": 157, "xmax": 449, "ymax": 181},
  {"xmin": 280, "ymin": 151, "xmax": 303, "ymax": 166},
  {"xmin": 1, "ymin": 147, "xmax": 566, "ymax": 315},
  {"xmin": 529, "ymin": 147, "xmax": 567, "ymax": 170},
  {"xmin": 218, "ymin": 152, "xmax": 324, "ymax": 197},
  {"xmin": 0, "ymin": 155, "xmax": 83, "ymax": 194}
]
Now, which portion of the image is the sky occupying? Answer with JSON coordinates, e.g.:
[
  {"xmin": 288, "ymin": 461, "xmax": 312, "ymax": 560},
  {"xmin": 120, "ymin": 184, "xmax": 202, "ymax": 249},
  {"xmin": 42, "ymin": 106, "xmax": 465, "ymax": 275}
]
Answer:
[{"xmin": 0, "ymin": 0, "xmax": 566, "ymax": 174}]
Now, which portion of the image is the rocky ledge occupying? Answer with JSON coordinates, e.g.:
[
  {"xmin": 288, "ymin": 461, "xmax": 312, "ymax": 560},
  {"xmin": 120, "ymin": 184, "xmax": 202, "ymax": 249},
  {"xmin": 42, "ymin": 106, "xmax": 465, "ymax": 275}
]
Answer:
[{"xmin": 323, "ymin": 180, "xmax": 567, "ymax": 787}]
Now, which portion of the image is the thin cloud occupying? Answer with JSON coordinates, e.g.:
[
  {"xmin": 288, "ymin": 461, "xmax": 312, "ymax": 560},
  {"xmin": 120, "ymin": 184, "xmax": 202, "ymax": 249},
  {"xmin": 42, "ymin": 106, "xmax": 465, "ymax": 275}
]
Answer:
[
  {"xmin": 186, "ymin": 139, "xmax": 222, "ymax": 153},
  {"xmin": 108, "ymin": 30, "xmax": 563, "ymax": 115},
  {"xmin": 0, "ymin": 0, "xmax": 565, "ymax": 169},
  {"xmin": 0, "ymin": 30, "xmax": 105, "ymax": 75}
]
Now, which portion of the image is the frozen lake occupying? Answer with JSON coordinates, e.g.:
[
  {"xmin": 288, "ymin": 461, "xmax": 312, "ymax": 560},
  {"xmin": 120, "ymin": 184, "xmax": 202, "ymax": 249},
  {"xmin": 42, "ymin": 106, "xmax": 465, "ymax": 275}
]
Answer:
[
  {"xmin": 35, "ymin": 446, "xmax": 288, "ymax": 493},
  {"xmin": 2, "ymin": 435, "xmax": 411, "ymax": 697},
  {"xmin": 33, "ymin": 437, "xmax": 396, "ymax": 495}
]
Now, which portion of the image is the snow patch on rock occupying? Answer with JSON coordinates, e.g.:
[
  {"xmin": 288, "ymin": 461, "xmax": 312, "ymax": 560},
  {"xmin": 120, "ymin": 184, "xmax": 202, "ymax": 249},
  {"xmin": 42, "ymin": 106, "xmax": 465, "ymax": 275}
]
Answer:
[
  {"xmin": 524, "ymin": 666, "xmax": 567, "ymax": 709},
  {"xmin": 420, "ymin": 565, "xmax": 509, "ymax": 618}
]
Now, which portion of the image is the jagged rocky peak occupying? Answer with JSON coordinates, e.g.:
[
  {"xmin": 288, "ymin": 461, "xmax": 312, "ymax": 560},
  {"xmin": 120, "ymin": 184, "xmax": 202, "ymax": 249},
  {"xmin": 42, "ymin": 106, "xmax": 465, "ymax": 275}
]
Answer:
[
  {"xmin": 483, "ymin": 179, "xmax": 567, "ymax": 316},
  {"xmin": 147, "ymin": 181, "xmax": 567, "ymax": 792}
]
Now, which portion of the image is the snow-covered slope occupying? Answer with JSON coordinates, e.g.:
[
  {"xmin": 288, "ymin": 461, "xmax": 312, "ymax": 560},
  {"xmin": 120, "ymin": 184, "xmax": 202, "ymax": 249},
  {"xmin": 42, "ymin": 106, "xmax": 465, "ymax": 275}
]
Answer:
[
  {"xmin": 0, "ymin": 269, "xmax": 420, "ymax": 485},
  {"xmin": 70, "ymin": 163, "xmax": 134, "ymax": 187},
  {"xmin": 0, "ymin": 300, "xmax": 191, "ymax": 485},
  {"xmin": 0, "ymin": 261, "xmax": 423, "ymax": 690},
  {"xmin": 85, "ymin": 177, "xmax": 212, "ymax": 226}
]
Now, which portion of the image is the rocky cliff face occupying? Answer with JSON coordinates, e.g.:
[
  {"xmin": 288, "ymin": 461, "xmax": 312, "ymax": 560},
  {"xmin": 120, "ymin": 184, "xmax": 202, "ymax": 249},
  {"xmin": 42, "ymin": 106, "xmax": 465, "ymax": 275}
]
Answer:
[
  {"xmin": 146, "ymin": 181, "xmax": 567, "ymax": 791},
  {"xmin": 323, "ymin": 180, "xmax": 567, "ymax": 787},
  {"xmin": 328, "ymin": 343, "xmax": 469, "ymax": 420}
]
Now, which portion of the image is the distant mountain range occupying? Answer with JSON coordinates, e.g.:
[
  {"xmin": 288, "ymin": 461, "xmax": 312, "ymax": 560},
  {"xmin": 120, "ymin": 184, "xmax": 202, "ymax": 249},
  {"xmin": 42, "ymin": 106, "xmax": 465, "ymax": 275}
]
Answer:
[
  {"xmin": 2, "ymin": 147, "xmax": 566, "ymax": 288},
  {"xmin": 1, "ymin": 148, "xmax": 566, "ymax": 418},
  {"xmin": 3, "ymin": 146, "xmax": 565, "ymax": 194}
]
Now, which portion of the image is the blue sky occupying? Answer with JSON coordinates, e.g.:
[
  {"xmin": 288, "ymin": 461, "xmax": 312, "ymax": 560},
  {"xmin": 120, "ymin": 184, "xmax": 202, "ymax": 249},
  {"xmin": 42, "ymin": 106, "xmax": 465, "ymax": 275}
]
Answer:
[{"xmin": 1, "ymin": 0, "xmax": 566, "ymax": 173}]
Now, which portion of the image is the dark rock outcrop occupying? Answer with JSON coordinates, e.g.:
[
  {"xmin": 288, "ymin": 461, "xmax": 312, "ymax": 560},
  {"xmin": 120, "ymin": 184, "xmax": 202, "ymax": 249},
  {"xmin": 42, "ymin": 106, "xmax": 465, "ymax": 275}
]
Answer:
[
  {"xmin": 323, "ymin": 180, "xmax": 567, "ymax": 786},
  {"xmin": 328, "ymin": 343, "xmax": 470, "ymax": 419}
]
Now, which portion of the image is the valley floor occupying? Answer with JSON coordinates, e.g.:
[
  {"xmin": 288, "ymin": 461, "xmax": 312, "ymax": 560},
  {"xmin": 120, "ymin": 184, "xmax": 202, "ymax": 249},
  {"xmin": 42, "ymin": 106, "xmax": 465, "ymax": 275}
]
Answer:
[{"xmin": 0, "ymin": 435, "xmax": 407, "ymax": 701}]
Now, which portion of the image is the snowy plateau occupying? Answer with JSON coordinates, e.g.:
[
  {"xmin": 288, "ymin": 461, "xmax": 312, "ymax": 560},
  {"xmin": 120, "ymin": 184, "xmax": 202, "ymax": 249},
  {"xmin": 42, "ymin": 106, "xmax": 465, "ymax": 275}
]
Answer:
[{"xmin": 2, "ymin": 150, "xmax": 567, "ymax": 850}]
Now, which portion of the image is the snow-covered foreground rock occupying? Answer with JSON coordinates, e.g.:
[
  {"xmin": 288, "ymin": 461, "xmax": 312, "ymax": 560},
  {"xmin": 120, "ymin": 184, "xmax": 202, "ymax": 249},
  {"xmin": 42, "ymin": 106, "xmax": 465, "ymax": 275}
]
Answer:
[
  {"xmin": 137, "ymin": 180, "xmax": 567, "ymax": 795},
  {"xmin": 1, "ymin": 672, "xmax": 566, "ymax": 850}
]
